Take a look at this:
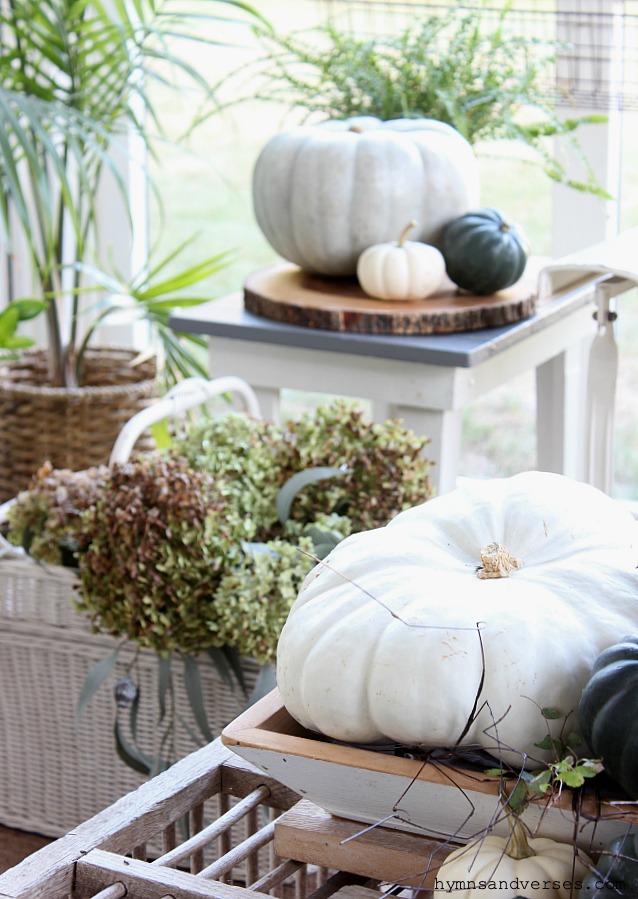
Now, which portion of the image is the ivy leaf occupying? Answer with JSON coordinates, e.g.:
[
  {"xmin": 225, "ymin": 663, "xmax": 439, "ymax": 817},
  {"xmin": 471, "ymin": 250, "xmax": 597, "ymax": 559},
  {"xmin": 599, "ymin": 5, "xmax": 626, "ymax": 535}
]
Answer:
[
  {"xmin": 565, "ymin": 731, "xmax": 583, "ymax": 749},
  {"xmin": 540, "ymin": 707, "xmax": 563, "ymax": 719},
  {"xmin": 534, "ymin": 734, "xmax": 563, "ymax": 755},
  {"xmin": 527, "ymin": 768, "xmax": 552, "ymax": 795},
  {"xmin": 505, "ymin": 779, "xmax": 529, "ymax": 813},
  {"xmin": 555, "ymin": 758, "xmax": 604, "ymax": 788}
]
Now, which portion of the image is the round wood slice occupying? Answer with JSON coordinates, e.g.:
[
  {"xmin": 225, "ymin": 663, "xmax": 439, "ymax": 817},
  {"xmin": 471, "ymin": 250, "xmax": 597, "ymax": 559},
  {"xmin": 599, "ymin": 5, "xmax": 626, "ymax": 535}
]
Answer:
[{"xmin": 244, "ymin": 264, "xmax": 537, "ymax": 335}]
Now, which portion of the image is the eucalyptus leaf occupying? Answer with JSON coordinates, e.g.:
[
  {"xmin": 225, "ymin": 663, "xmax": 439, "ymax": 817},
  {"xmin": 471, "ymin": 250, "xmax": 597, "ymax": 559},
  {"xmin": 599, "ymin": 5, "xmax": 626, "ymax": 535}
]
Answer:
[
  {"xmin": 10, "ymin": 299, "xmax": 47, "ymax": 321},
  {"xmin": 114, "ymin": 717, "xmax": 153, "ymax": 776},
  {"xmin": 129, "ymin": 684, "xmax": 141, "ymax": 744},
  {"xmin": 533, "ymin": 734, "xmax": 556, "ymax": 751},
  {"xmin": 157, "ymin": 654, "xmax": 172, "ymax": 724},
  {"xmin": 177, "ymin": 715, "xmax": 207, "ymax": 751},
  {"xmin": 204, "ymin": 646, "xmax": 234, "ymax": 691},
  {"xmin": 219, "ymin": 646, "xmax": 249, "ymax": 697},
  {"xmin": 245, "ymin": 664, "xmax": 277, "ymax": 709},
  {"xmin": 303, "ymin": 525, "xmax": 344, "ymax": 559},
  {"xmin": 76, "ymin": 646, "xmax": 122, "ymax": 722},
  {"xmin": 276, "ymin": 466, "xmax": 349, "ymax": 525},
  {"xmin": 183, "ymin": 655, "xmax": 213, "ymax": 744}
]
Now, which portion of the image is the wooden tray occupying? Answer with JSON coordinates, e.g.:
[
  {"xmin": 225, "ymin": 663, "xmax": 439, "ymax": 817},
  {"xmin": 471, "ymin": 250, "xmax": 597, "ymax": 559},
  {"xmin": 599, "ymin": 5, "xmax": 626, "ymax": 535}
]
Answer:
[
  {"xmin": 243, "ymin": 264, "xmax": 537, "ymax": 335},
  {"xmin": 222, "ymin": 689, "xmax": 638, "ymax": 854}
]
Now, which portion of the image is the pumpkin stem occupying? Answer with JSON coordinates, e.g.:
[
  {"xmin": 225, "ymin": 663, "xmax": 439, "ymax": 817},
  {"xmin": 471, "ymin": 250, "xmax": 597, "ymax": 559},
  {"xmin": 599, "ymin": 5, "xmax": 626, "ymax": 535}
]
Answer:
[
  {"xmin": 398, "ymin": 220, "xmax": 417, "ymax": 247},
  {"xmin": 477, "ymin": 543, "xmax": 522, "ymax": 578},
  {"xmin": 505, "ymin": 815, "xmax": 536, "ymax": 860}
]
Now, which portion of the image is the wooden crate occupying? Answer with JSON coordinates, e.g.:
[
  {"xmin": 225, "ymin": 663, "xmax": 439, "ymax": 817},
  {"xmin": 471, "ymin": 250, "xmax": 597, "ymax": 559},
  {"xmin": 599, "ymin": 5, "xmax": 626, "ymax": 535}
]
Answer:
[
  {"xmin": 0, "ymin": 738, "xmax": 437, "ymax": 899},
  {"xmin": 222, "ymin": 689, "xmax": 638, "ymax": 856}
]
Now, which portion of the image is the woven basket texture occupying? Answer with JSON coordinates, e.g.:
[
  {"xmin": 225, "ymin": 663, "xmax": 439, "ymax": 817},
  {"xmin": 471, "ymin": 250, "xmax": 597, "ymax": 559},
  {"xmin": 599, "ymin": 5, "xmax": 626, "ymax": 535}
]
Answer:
[
  {"xmin": 0, "ymin": 346, "xmax": 158, "ymax": 502},
  {"xmin": 0, "ymin": 557, "xmax": 260, "ymax": 838}
]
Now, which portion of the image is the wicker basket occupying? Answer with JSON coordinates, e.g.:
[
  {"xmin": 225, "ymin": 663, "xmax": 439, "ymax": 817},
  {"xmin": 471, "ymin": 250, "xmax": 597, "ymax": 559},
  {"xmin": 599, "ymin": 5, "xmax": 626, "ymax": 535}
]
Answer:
[
  {"xmin": 0, "ymin": 375, "xmax": 265, "ymax": 837},
  {"xmin": 0, "ymin": 346, "xmax": 158, "ymax": 502},
  {"xmin": 0, "ymin": 553, "xmax": 260, "ymax": 838}
]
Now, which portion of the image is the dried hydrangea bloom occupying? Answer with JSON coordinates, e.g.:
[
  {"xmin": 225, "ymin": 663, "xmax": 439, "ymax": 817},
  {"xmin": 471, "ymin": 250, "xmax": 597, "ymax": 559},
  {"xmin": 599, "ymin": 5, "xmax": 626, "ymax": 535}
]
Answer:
[
  {"xmin": 6, "ymin": 461, "xmax": 109, "ymax": 565},
  {"xmin": 76, "ymin": 452, "xmax": 245, "ymax": 655}
]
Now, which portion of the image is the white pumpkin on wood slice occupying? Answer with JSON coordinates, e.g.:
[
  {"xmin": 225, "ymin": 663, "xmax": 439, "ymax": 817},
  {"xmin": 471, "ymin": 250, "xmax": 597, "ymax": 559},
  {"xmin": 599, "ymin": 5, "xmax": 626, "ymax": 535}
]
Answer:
[
  {"xmin": 276, "ymin": 471, "xmax": 638, "ymax": 767},
  {"xmin": 357, "ymin": 222, "xmax": 446, "ymax": 300},
  {"xmin": 252, "ymin": 116, "xmax": 480, "ymax": 276}
]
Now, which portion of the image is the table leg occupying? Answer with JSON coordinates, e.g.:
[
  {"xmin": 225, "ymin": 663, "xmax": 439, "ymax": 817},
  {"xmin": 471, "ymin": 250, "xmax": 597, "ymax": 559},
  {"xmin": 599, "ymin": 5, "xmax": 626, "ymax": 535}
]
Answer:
[
  {"xmin": 376, "ymin": 402, "xmax": 463, "ymax": 497},
  {"xmin": 243, "ymin": 386, "xmax": 282, "ymax": 422},
  {"xmin": 535, "ymin": 337, "xmax": 592, "ymax": 482}
]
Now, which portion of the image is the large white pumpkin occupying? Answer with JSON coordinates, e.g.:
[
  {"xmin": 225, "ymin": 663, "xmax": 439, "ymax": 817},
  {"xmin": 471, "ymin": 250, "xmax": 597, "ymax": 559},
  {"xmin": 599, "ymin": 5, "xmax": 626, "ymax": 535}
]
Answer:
[
  {"xmin": 276, "ymin": 472, "xmax": 638, "ymax": 766},
  {"xmin": 252, "ymin": 116, "xmax": 480, "ymax": 277}
]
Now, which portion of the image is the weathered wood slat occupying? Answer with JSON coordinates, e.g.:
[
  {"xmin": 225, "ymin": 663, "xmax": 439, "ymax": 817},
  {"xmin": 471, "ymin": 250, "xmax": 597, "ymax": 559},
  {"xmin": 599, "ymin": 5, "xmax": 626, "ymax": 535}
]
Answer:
[
  {"xmin": 75, "ymin": 850, "xmax": 274, "ymax": 899},
  {"xmin": 0, "ymin": 740, "xmax": 232, "ymax": 899},
  {"xmin": 152, "ymin": 786, "xmax": 271, "ymax": 870},
  {"xmin": 274, "ymin": 800, "xmax": 448, "ymax": 891},
  {"xmin": 199, "ymin": 819, "xmax": 278, "ymax": 880},
  {"xmin": 250, "ymin": 858, "xmax": 304, "ymax": 892}
]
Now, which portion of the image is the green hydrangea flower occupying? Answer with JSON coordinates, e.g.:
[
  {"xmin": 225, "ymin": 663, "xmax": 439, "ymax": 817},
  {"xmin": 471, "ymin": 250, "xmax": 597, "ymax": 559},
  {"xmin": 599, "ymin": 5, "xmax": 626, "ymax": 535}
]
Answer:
[
  {"xmin": 284, "ymin": 400, "xmax": 433, "ymax": 531},
  {"xmin": 5, "ymin": 400, "xmax": 433, "ymax": 662},
  {"xmin": 174, "ymin": 412, "xmax": 294, "ymax": 539},
  {"xmin": 210, "ymin": 536, "xmax": 317, "ymax": 664}
]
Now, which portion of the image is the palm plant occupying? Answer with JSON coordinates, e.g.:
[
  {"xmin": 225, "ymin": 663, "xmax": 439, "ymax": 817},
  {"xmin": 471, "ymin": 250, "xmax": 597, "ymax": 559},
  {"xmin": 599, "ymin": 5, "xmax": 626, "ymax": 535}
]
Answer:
[{"xmin": 0, "ymin": 0, "xmax": 266, "ymax": 387}]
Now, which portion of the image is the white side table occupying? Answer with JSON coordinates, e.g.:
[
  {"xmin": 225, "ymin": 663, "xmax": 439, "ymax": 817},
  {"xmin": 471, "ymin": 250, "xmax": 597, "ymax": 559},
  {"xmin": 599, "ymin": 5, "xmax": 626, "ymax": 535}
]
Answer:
[{"xmin": 170, "ymin": 271, "xmax": 606, "ymax": 496}]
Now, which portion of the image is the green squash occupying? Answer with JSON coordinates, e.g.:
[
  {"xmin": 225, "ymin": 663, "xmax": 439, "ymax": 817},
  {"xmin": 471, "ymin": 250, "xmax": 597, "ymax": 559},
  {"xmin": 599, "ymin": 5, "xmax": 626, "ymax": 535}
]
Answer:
[
  {"xmin": 579, "ymin": 833, "xmax": 638, "ymax": 899},
  {"xmin": 442, "ymin": 207, "xmax": 529, "ymax": 295},
  {"xmin": 579, "ymin": 636, "xmax": 638, "ymax": 799}
]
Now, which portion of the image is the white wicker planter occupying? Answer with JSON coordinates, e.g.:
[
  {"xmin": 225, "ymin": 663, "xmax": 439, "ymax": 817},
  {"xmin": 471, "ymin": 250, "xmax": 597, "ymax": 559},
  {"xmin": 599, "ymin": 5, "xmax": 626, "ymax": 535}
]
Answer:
[
  {"xmin": 0, "ymin": 554, "xmax": 260, "ymax": 837},
  {"xmin": 0, "ymin": 376, "xmax": 265, "ymax": 838}
]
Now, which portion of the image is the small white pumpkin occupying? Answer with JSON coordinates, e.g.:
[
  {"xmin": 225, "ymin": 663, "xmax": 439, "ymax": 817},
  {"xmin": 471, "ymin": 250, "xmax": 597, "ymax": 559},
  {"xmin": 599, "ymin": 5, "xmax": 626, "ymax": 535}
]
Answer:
[
  {"xmin": 252, "ymin": 116, "xmax": 480, "ymax": 276},
  {"xmin": 276, "ymin": 471, "xmax": 638, "ymax": 767},
  {"xmin": 434, "ymin": 817, "xmax": 592, "ymax": 899},
  {"xmin": 357, "ymin": 222, "xmax": 446, "ymax": 300}
]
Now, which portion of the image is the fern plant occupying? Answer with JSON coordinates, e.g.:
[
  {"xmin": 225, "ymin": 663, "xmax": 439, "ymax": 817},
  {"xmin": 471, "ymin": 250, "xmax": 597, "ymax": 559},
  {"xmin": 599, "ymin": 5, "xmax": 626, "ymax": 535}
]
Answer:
[{"xmin": 234, "ymin": 1, "xmax": 607, "ymax": 196}]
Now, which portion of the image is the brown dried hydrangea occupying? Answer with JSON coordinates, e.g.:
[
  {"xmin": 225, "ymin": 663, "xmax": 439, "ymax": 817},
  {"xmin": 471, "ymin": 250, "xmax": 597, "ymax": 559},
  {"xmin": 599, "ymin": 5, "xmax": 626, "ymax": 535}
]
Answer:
[
  {"xmin": 6, "ymin": 461, "xmax": 109, "ymax": 565},
  {"xmin": 76, "ymin": 452, "xmax": 245, "ymax": 655}
]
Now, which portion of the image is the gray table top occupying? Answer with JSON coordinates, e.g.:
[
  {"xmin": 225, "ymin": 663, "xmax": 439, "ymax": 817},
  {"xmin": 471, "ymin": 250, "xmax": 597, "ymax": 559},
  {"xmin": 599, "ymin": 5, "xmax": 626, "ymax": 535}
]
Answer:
[{"xmin": 169, "ymin": 279, "xmax": 595, "ymax": 369}]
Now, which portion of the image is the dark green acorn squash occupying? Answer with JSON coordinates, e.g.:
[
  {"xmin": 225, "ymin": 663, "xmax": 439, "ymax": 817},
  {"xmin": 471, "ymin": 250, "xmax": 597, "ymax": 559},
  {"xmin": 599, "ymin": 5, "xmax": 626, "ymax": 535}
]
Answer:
[
  {"xmin": 579, "ymin": 636, "xmax": 638, "ymax": 799},
  {"xmin": 442, "ymin": 207, "xmax": 529, "ymax": 295},
  {"xmin": 579, "ymin": 833, "xmax": 638, "ymax": 899}
]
